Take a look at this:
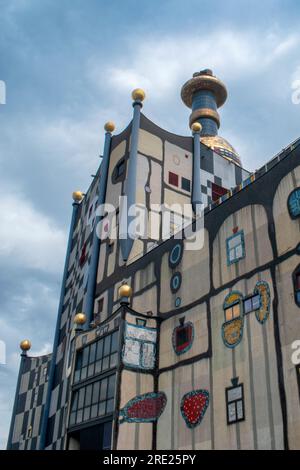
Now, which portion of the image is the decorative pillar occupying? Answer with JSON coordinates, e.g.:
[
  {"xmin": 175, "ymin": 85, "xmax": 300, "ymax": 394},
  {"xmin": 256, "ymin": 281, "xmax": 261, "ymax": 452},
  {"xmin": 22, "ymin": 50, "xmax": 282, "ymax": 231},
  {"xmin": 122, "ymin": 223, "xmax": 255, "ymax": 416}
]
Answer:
[
  {"xmin": 84, "ymin": 122, "xmax": 115, "ymax": 325},
  {"xmin": 181, "ymin": 69, "xmax": 227, "ymax": 136},
  {"xmin": 39, "ymin": 191, "xmax": 83, "ymax": 449},
  {"xmin": 120, "ymin": 88, "xmax": 145, "ymax": 262},
  {"xmin": 191, "ymin": 122, "xmax": 202, "ymax": 212},
  {"xmin": 7, "ymin": 340, "xmax": 31, "ymax": 449}
]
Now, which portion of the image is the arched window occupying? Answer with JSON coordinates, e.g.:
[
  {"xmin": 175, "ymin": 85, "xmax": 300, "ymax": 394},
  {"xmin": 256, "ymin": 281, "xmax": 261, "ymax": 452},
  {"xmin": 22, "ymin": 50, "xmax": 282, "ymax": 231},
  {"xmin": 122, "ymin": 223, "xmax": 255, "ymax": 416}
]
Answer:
[{"xmin": 288, "ymin": 188, "xmax": 300, "ymax": 219}]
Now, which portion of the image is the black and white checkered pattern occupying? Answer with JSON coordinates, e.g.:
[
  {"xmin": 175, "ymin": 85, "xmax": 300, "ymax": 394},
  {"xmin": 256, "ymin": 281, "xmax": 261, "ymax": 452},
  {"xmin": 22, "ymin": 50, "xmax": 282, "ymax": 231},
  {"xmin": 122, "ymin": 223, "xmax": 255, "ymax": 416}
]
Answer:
[{"xmin": 9, "ymin": 354, "xmax": 52, "ymax": 450}]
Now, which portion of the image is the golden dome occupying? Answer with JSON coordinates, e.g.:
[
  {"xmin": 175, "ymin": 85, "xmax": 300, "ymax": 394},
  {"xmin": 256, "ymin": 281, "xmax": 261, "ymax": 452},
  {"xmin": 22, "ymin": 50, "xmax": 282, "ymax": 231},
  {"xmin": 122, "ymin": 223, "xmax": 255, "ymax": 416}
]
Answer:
[
  {"xmin": 201, "ymin": 135, "xmax": 241, "ymax": 166},
  {"xmin": 132, "ymin": 88, "xmax": 146, "ymax": 102},
  {"xmin": 118, "ymin": 283, "xmax": 133, "ymax": 298},
  {"xmin": 20, "ymin": 340, "xmax": 31, "ymax": 352},
  {"xmin": 104, "ymin": 121, "xmax": 115, "ymax": 133},
  {"xmin": 74, "ymin": 313, "xmax": 87, "ymax": 326},
  {"xmin": 191, "ymin": 122, "xmax": 202, "ymax": 133},
  {"xmin": 72, "ymin": 191, "xmax": 83, "ymax": 202}
]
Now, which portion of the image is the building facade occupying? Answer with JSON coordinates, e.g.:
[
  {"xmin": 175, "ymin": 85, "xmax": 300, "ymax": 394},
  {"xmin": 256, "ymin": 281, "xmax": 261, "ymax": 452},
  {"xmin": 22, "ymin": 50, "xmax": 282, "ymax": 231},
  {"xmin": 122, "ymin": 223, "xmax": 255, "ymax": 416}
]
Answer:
[{"xmin": 7, "ymin": 70, "xmax": 300, "ymax": 450}]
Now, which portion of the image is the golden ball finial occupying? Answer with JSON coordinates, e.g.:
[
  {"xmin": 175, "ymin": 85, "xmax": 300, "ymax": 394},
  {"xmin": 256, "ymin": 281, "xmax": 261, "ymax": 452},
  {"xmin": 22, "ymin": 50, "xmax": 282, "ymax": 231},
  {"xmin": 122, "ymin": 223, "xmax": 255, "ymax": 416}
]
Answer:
[
  {"xmin": 72, "ymin": 191, "xmax": 83, "ymax": 202},
  {"xmin": 118, "ymin": 283, "xmax": 133, "ymax": 299},
  {"xmin": 104, "ymin": 121, "xmax": 115, "ymax": 133},
  {"xmin": 74, "ymin": 313, "xmax": 87, "ymax": 326},
  {"xmin": 191, "ymin": 122, "xmax": 202, "ymax": 133},
  {"xmin": 132, "ymin": 88, "xmax": 146, "ymax": 102},
  {"xmin": 20, "ymin": 340, "xmax": 31, "ymax": 352}
]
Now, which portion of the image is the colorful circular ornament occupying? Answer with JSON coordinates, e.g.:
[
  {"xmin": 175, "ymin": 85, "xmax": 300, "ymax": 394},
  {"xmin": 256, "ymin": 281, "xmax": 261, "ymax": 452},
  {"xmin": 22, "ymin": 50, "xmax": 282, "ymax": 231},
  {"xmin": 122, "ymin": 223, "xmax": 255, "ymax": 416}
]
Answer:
[
  {"xmin": 169, "ymin": 242, "xmax": 183, "ymax": 268},
  {"xmin": 170, "ymin": 272, "xmax": 182, "ymax": 293}
]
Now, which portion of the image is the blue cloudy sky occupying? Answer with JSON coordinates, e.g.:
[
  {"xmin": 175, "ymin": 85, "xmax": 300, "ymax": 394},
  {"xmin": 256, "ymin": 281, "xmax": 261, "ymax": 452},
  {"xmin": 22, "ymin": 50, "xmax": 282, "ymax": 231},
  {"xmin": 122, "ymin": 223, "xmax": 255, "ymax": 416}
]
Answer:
[{"xmin": 0, "ymin": 0, "xmax": 300, "ymax": 448}]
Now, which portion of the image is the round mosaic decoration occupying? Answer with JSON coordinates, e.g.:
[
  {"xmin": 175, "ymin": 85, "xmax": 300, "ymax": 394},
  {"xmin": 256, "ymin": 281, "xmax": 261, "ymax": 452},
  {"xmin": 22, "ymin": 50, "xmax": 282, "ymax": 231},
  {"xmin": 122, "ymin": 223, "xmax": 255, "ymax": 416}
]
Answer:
[
  {"xmin": 170, "ymin": 272, "xmax": 182, "ymax": 293},
  {"xmin": 169, "ymin": 242, "xmax": 183, "ymax": 268},
  {"xmin": 175, "ymin": 297, "xmax": 182, "ymax": 308}
]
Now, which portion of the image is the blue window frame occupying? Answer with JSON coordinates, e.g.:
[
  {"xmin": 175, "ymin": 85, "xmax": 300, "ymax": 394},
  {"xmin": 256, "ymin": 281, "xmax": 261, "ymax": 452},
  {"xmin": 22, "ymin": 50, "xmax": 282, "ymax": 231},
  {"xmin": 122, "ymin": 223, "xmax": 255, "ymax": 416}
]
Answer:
[
  {"xmin": 226, "ymin": 231, "xmax": 245, "ymax": 265},
  {"xmin": 288, "ymin": 188, "xmax": 300, "ymax": 219},
  {"xmin": 243, "ymin": 294, "xmax": 261, "ymax": 314}
]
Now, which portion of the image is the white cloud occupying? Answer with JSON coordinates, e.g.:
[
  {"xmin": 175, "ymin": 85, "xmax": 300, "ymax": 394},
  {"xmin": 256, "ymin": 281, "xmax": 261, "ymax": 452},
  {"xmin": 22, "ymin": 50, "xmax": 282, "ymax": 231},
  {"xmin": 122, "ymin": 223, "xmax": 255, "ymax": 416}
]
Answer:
[
  {"xmin": 89, "ymin": 29, "xmax": 300, "ymax": 101},
  {"xmin": 0, "ymin": 192, "xmax": 67, "ymax": 274}
]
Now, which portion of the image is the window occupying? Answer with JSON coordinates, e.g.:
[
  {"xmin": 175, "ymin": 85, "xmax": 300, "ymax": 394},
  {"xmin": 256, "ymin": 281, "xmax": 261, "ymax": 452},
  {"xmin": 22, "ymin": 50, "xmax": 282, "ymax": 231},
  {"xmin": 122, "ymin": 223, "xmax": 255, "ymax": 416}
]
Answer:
[
  {"xmin": 168, "ymin": 171, "xmax": 179, "ymax": 187},
  {"xmin": 293, "ymin": 267, "xmax": 300, "ymax": 307},
  {"xmin": 224, "ymin": 303, "xmax": 241, "ymax": 322},
  {"xmin": 123, "ymin": 322, "xmax": 157, "ymax": 370},
  {"xmin": 74, "ymin": 330, "xmax": 119, "ymax": 383},
  {"xmin": 136, "ymin": 318, "xmax": 146, "ymax": 327},
  {"xmin": 243, "ymin": 294, "xmax": 261, "ymax": 314},
  {"xmin": 172, "ymin": 321, "xmax": 194, "ymax": 355},
  {"xmin": 288, "ymin": 188, "xmax": 300, "ymax": 219},
  {"xmin": 226, "ymin": 382, "xmax": 245, "ymax": 425},
  {"xmin": 226, "ymin": 231, "xmax": 245, "ymax": 265},
  {"xmin": 69, "ymin": 374, "xmax": 116, "ymax": 427},
  {"xmin": 181, "ymin": 177, "xmax": 191, "ymax": 192},
  {"xmin": 212, "ymin": 182, "xmax": 228, "ymax": 202}
]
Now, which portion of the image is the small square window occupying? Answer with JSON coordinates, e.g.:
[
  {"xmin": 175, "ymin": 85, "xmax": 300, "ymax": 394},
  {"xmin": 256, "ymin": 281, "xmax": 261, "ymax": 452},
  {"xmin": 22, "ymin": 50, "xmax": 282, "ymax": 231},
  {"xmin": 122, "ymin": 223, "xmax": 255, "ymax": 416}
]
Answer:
[
  {"xmin": 226, "ymin": 231, "xmax": 245, "ymax": 265},
  {"xmin": 226, "ymin": 382, "xmax": 245, "ymax": 425},
  {"xmin": 181, "ymin": 177, "xmax": 191, "ymax": 192},
  {"xmin": 225, "ymin": 306, "xmax": 233, "ymax": 322},
  {"xmin": 225, "ymin": 303, "xmax": 240, "ymax": 322},
  {"xmin": 168, "ymin": 171, "xmax": 179, "ymax": 187},
  {"xmin": 252, "ymin": 294, "xmax": 261, "ymax": 310},
  {"xmin": 232, "ymin": 304, "xmax": 240, "ymax": 318},
  {"xmin": 136, "ymin": 318, "xmax": 147, "ymax": 327},
  {"xmin": 212, "ymin": 182, "xmax": 228, "ymax": 202},
  {"xmin": 243, "ymin": 298, "xmax": 252, "ymax": 314},
  {"xmin": 243, "ymin": 294, "xmax": 261, "ymax": 314}
]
